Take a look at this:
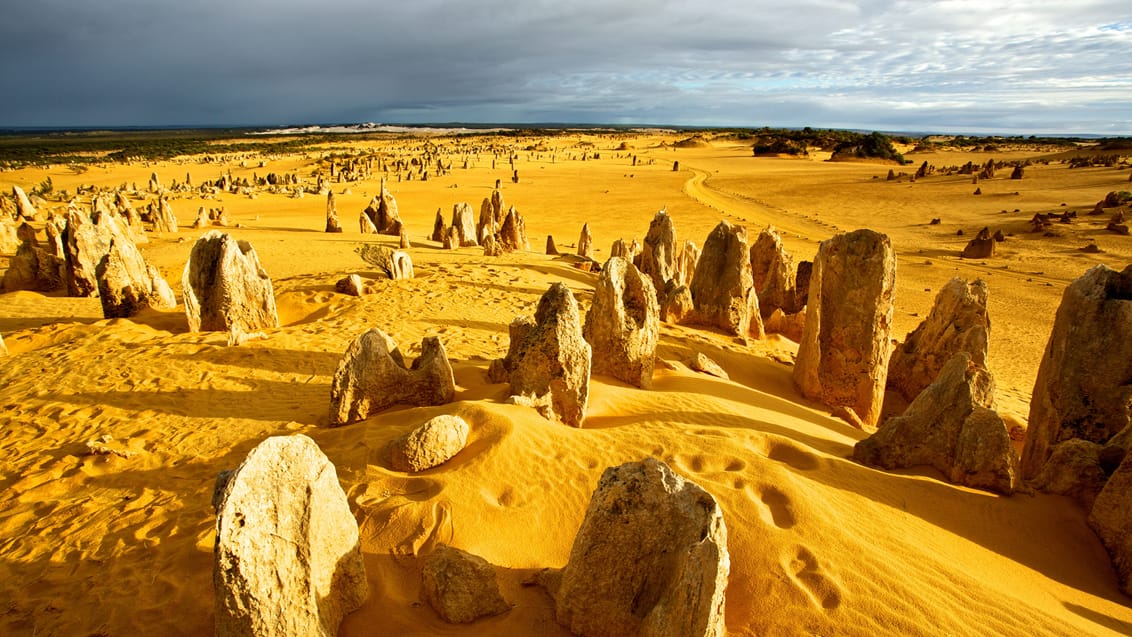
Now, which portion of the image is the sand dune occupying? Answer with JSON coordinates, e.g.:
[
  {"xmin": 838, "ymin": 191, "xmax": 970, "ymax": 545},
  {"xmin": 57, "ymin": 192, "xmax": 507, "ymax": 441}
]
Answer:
[{"xmin": 2, "ymin": 133, "xmax": 1131, "ymax": 635}]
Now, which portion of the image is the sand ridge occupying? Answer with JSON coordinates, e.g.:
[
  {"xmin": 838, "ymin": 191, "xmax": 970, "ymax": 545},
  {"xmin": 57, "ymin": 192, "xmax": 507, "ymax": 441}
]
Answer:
[{"xmin": 2, "ymin": 133, "xmax": 1132, "ymax": 635}]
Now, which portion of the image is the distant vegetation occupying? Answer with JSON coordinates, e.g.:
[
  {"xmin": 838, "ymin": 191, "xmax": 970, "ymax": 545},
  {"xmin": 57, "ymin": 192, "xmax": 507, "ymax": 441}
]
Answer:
[
  {"xmin": 0, "ymin": 129, "xmax": 338, "ymax": 167},
  {"xmin": 830, "ymin": 132, "xmax": 907, "ymax": 164},
  {"xmin": 0, "ymin": 125, "xmax": 1128, "ymax": 169}
]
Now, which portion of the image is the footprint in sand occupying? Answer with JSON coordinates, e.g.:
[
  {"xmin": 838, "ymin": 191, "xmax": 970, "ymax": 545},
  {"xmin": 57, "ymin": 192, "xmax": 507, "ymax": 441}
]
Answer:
[
  {"xmin": 671, "ymin": 453, "xmax": 747, "ymax": 476},
  {"xmin": 786, "ymin": 546, "xmax": 842, "ymax": 610},
  {"xmin": 757, "ymin": 485, "xmax": 797, "ymax": 529},
  {"xmin": 767, "ymin": 441, "xmax": 820, "ymax": 471}
]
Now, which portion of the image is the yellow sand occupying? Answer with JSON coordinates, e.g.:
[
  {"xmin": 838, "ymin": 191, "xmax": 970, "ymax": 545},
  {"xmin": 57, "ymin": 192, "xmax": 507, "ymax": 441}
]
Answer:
[{"xmin": 1, "ymin": 133, "xmax": 1131, "ymax": 636}]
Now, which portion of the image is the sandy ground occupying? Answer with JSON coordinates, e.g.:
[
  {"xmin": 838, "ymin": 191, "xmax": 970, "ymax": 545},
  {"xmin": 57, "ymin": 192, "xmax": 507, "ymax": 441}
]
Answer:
[{"xmin": 2, "ymin": 133, "xmax": 1131, "ymax": 635}]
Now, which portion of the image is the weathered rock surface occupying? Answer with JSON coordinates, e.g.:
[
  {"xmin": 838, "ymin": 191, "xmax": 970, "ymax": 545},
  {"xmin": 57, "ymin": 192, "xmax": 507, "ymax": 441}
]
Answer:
[
  {"xmin": 545, "ymin": 457, "xmax": 729, "ymax": 637},
  {"xmin": 328, "ymin": 329, "xmax": 455, "ymax": 426},
  {"xmin": 183, "ymin": 231, "xmax": 280, "ymax": 333},
  {"xmin": 363, "ymin": 178, "xmax": 403, "ymax": 235},
  {"xmin": 640, "ymin": 209, "xmax": 678, "ymax": 298},
  {"xmin": 62, "ymin": 204, "xmax": 111, "ymax": 297},
  {"xmin": 486, "ymin": 316, "xmax": 536, "ymax": 384},
  {"xmin": 854, "ymin": 353, "xmax": 1018, "ymax": 494},
  {"xmin": 12, "ymin": 185, "xmax": 38, "ymax": 221},
  {"xmin": 675, "ymin": 240, "xmax": 700, "ymax": 287},
  {"xmin": 687, "ymin": 220, "xmax": 764, "ymax": 338},
  {"xmin": 432, "ymin": 209, "xmax": 447, "ymax": 242},
  {"xmin": 421, "ymin": 545, "xmax": 510, "ymax": 624},
  {"xmin": 503, "ymin": 283, "xmax": 592, "ymax": 427},
  {"xmin": 578, "ymin": 223, "xmax": 594, "ymax": 259},
  {"xmin": 335, "ymin": 274, "xmax": 366, "ymax": 297},
  {"xmin": 661, "ymin": 283, "xmax": 694, "ymax": 324},
  {"xmin": 750, "ymin": 226, "xmax": 798, "ymax": 317},
  {"xmin": 325, "ymin": 192, "xmax": 343, "ymax": 233},
  {"xmin": 1022, "ymin": 264, "xmax": 1132, "ymax": 482},
  {"xmin": 545, "ymin": 235, "xmax": 558, "ymax": 255},
  {"xmin": 192, "ymin": 206, "xmax": 210, "ymax": 229},
  {"xmin": 450, "ymin": 202, "xmax": 478, "ymax": 246},
  {"xmin": 482, "ymin": 234, "xmax": 502, "ymax": 257},
  {"xmin": 1032, "ymin": 439, "xmax": 1110, "ymax": 507},
  {"xmin": 3, "ymin": 241, "xmax": 64, "ymax": 292},
  {"xmin": 583, "ymin": 257, "xmax": 659, "ymax": 388},
  {"xmin": 887, "ymin": 278, "xmax": 991, "ymax": 402},
  {"xmin": 0, "ymin": 217, "xmax": 19, "ymax": 254},
  {"xmin": 96, "ymin": 234, "xmax": 177, "ymax": 318},
  {"xmin": 961, "ymin": 227, "xmax": 995, "ymax": 259},
  {"xmin": 444, "ymin": 226, "xmax": 460, "ymax": 250},
  {"xmin": 1089, "ymin": 451, "xmax": 1132, "ymax": 595},
  {"xmin": 355, "ymin": 244, "xmax": 414, "ymax": 280},
  {"xmin": 152, "ymin": 197, "xmax": 178, "ymax": 233},
  {"xmin": 359, "ymin": 210, "xmax": 378, "ymax": 234},
  {"xmin": 687, "ymin": 352, "xmax": 728, "ymax": 380},
  {"xmin": 764, "ymin": 307, "xmax": 806, "ymax": 342},
  {"xmin": 498, "ymin": 206, "xmax": 528, "ymax": 252},
  {"xmin": 389, "ymin": 414, "xmax": 470, "ymax": 472},
  {"xmin": 213, "ymin": 434, "xmax": 368, "ymax": 637},
  {"xmin": 793, "ymin": 229, "xmax": 895, "ymax": 427}
]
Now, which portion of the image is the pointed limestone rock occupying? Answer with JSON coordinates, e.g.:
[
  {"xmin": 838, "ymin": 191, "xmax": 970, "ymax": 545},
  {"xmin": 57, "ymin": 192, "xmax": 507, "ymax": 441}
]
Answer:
[
  {"xmin": 450, "ymin": 202, "xmax": 478, "ymax": 246},
  {"xmin": 578, "ymin": 223, "xmax": 593, "ymax": 259},
  {"xmin": 328, "ymin": 329, "xmax": 455, "ymax": 426},
  {"xmin": 793, "ymin": 229, "xmax": 895, "ymax": 428},
  {"xmin": 687, "ymin": 220, "xmax": 764, "ymax": 338},
  {"xmin": 1022, "ymin": 264, "xmax": 1132, "ymax": 482},
  {"xmin": 506, "ymin": 282, "xmax": 592, "ymax": 427},
  {"xmin": 887, "ymin": 278, "xmax": 990, "ymax": 402},
  {"xmin": 476, "ymin": 199, "xmax": 495, "ymax": 244},
  {"xmin": 498, "ymin": 206, "xmax": 528, "ymax": 252},
  {"xmin": 640, "ymin": 209, "xmax": 678, "ymax": 297},
  {"xmin": 583, "ymin": 257, "xmax": 659, "ymax": 388},
  {"xmin": 213, "ymin": 434, "xmax": 368, "ymax": 637},
  {"xmin": 750, "ymin": 226, "xmax": 798, "ymax": 317},
  {"xmin": 545, "ymin": 457, "xmax": 729, "ymax": 637},
  {"xmin": 546, "ymin": 235, "xmax": 559, "ymax": 255},
  {"xmin": 675, "ymin": 240, "xmax": 700, "ymax": 287},
  {"xmin": 96, "ymin": 226, "xmax": 176, "ymax": 318},
  {"xmin": 152, "ymin": 197, "xmax": 178, "ymax": 233},
  {"xmin": 854, "ymin": 353, "xmax": 1018, "ymax": 494},
  {"xmin": 359, "ymin": 210, "xmax": 378, "ymax": 234},
  {"xmin": 432, "ymin": 209, "xmax": 447, "ymax": 242},
  {"xmin": 325, "ymin": 192, "xmax": 343, "ymax": 233},
  {"xmin": 183, "ymin": 231, "xmax": 279, "ymax": 333},
  {"xmin": 12, "ymin": 185, "xmax": 37, "ymax": 221},
  {"xmin": 192, "ymin": 206, "xmax": 210, "ymax": 229}
]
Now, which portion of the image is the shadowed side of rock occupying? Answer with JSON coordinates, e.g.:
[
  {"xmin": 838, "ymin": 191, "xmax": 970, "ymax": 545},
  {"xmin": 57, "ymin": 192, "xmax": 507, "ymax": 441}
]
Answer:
[
  {"xmin": 328, "ymin": 329, "xmax": 455, "ymax": 426},
  {"xmin": 544, "ymin": 457, "xmax": 728, "ymax": 637}
]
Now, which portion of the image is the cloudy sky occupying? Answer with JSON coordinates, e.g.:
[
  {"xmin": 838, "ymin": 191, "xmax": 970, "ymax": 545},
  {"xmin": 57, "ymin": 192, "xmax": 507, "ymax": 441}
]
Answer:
[{"xmin": 1, "ymin": 0, "xmax": 1130, "ymax": 134}]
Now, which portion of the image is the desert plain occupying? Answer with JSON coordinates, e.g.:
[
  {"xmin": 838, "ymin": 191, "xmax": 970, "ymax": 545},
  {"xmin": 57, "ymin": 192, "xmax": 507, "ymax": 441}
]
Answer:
[{"xmin": 1, "ymin": 129, "xmax": 1131, "ymax": 635}]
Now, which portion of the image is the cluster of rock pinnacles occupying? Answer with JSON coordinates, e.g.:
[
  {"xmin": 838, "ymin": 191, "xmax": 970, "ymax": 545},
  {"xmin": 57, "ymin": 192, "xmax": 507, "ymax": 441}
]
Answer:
[
  {"xmin": 209, "ymin": 186, "xmax": 1132, "ymax": 634},
  {"xmin": 18, "ymin": 185, "xmax": 1123, "ymax": 632}
]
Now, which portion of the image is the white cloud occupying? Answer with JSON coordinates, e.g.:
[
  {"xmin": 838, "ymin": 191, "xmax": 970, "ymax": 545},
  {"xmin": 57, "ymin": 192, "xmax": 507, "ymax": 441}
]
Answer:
[{"xmin": 0, "ymin": 0, "xmax": 1128, "ymax": 132}]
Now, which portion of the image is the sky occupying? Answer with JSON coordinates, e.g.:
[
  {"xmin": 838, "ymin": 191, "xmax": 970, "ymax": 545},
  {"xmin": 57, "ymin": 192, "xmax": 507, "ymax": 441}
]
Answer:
[{"xmin": 1, "ymin": 0, "xmax": 1130, "ymax": 134}]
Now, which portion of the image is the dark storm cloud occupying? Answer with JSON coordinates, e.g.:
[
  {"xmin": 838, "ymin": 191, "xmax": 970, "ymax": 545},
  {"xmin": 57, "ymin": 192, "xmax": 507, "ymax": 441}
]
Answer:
[{"xmin": 1, "ymin": 0, "xmax": 1129, "ymax": 133}]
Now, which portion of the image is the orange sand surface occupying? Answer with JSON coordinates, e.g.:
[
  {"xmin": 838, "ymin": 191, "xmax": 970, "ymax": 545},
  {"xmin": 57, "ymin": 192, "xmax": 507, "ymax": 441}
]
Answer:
[{"xmin": 2, "ymin": 133, "xmax": 1131, "ymax": 635}]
